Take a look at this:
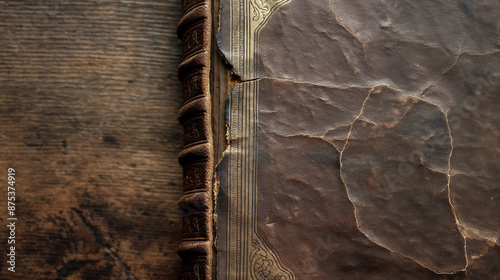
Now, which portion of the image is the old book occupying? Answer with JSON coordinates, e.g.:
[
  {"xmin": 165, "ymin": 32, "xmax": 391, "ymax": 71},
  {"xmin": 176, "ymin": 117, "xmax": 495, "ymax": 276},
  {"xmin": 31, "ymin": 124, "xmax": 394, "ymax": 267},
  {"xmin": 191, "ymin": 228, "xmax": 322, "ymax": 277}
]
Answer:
[{"xmin": 177, "ymin": 0, "xmax": 500, "ymax": 279}]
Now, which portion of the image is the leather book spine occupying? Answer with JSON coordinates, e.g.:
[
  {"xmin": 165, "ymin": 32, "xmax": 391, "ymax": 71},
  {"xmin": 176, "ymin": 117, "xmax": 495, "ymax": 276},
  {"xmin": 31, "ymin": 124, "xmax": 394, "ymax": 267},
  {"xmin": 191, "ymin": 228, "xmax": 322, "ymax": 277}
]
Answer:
[{"xmin": 177, "ymin": 0, "xmax": 213, "ymax": 279}]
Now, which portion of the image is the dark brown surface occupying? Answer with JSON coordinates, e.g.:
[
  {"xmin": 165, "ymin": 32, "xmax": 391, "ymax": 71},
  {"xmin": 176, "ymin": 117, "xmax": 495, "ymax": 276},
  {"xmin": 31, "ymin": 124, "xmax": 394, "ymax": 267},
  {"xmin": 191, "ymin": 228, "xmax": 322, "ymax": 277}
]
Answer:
[
  {"xmin": 255, "ymin": 0, "xmax": 499, "ymax": 278},
  {"xmin": 217, "ymin": 0, "xmax": 499, "ymax": 279},
  {"xmin": 0, "ymin": 1, "xmax": 184, "ymax": 279}
]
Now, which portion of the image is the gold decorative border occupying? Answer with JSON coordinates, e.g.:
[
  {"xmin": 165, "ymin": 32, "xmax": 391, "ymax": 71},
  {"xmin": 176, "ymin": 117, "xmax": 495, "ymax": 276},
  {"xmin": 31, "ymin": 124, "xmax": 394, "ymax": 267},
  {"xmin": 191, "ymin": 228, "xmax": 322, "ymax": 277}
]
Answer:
[{"xmin": 218, "ymin": 0, "xmax": 293, "ymax": 279}]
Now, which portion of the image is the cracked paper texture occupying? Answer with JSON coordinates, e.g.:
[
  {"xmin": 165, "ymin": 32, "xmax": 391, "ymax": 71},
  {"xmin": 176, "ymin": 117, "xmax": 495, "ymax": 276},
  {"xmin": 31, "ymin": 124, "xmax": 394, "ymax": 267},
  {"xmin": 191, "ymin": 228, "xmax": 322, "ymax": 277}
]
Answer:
[{"xmin": 216, "ymin": 0, "xmax": 500, "ymax": 279}]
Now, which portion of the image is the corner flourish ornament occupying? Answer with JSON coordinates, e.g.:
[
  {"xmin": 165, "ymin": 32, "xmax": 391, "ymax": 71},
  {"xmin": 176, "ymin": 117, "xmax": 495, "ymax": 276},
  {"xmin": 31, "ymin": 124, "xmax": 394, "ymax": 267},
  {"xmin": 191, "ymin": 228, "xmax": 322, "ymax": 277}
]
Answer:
[
  {"xmin": 250, "ymin": 0, "xmax": 290, "ymax": 23},
  {"xmin": 250, "ymin": 0, "xmax": 269, "ymax": 21},
  {"xmin": 250, "ymin": 238, "xmax": 294, "ymax": 280}
]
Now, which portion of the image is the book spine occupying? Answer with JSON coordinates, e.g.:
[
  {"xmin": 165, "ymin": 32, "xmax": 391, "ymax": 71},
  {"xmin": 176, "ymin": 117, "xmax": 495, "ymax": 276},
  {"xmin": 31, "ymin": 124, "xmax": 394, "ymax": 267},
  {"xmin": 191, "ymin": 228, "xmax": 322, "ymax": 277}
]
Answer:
[{"xmin": 177, "ymin": 0, "xmax": 213, "ymax": 280}]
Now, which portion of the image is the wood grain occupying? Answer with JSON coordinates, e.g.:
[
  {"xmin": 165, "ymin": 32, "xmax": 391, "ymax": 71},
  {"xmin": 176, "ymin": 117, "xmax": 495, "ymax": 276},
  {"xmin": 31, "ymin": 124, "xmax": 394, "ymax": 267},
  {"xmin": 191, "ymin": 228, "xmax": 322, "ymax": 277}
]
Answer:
[{"xmin": 0, "ymin": 1, "xmax": 184, "ymax": 279}]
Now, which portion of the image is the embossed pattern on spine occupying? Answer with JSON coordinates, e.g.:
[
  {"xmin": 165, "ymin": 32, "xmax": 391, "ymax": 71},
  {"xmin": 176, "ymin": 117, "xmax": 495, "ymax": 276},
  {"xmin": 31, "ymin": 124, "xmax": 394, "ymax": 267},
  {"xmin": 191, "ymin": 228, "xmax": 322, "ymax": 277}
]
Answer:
[{"xmin": 177, "ymin": 0, "xmax": 213, "ymax": 279}]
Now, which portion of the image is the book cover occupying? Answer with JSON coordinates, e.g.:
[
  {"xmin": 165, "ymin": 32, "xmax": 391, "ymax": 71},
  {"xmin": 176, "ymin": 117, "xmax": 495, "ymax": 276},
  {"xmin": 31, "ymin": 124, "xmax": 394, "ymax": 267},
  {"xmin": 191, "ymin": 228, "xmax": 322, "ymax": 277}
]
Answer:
[{"xmin": 178, "ymin": 0, "xmax": 500, "ymax": 279}]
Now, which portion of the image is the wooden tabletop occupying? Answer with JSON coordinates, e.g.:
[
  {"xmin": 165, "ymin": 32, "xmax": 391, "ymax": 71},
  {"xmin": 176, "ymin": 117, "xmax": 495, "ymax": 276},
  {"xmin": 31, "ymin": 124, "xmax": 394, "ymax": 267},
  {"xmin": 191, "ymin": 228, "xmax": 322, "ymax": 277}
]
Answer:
[{"xmin": 0, "ymin": 1, "xmax": 184, "ymax": 279}]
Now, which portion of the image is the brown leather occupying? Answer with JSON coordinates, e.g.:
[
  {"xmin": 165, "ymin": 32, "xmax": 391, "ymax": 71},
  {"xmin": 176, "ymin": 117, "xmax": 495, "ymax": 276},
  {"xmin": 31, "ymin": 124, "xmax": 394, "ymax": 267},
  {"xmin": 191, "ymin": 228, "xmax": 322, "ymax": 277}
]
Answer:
[
  {"xmin": 177, "ymin": 0, "xmax": 213, "ymax": 279},
  {"xmin": 216, "ymin": 0, "xmax": 500, "ymax": 279}
]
